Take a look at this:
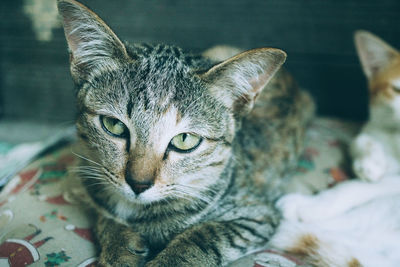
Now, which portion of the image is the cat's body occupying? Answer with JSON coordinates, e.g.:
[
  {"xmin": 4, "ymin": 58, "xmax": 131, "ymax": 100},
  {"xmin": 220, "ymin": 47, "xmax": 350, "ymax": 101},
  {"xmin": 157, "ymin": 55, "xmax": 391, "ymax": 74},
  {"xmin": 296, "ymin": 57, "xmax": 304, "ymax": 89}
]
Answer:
[
  {"xmin": 268, "ymin": 31, "xmax": 400, "ymax": 267},
  {"xmin": 351, "ymin": 31, "xmax": 400, "ymax": 181},
  {"xmin": 271, "ymin": 175, "xmax": 400, "ymax": 267},
  {"xmin": 58, "ymin": 0, "xmax": 313, "ymax": 266}
]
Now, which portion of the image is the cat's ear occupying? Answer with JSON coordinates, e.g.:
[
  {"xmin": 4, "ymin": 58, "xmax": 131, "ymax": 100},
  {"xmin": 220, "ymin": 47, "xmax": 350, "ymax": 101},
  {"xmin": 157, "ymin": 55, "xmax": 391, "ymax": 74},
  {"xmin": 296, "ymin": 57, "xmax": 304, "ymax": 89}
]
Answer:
[
  {"xmin": 355, "ymin": 30, "xmax": 399, "ymax": 79},
  {"xmin": 57, "ymin": 0, "xmax": 130, "ymax": 83},
  {"xmin": 203, "ymin": 48, "xmax": 286, "ymax": 115}
]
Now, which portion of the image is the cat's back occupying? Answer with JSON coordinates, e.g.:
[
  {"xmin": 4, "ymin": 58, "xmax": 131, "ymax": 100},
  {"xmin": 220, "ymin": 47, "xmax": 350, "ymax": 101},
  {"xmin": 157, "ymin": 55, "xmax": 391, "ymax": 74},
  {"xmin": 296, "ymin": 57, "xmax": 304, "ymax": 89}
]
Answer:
[{"xmin": 237, "ymin": 68, "xmax": 314, "ymax": 194}]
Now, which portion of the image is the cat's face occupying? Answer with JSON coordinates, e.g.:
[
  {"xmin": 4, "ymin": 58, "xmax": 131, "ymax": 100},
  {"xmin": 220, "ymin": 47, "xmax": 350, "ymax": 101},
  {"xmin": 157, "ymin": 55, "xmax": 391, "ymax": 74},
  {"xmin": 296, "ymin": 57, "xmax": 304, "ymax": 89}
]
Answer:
[
  {"xmin": 355, "ymin": 31, "xmax": 400, "ymax": 119},
  {"xmin": 75, "ymin": 52, "xmax": 235, "ymax": 204},
  {"xmin": 59, "ymin": 0, "xmax": 285, "ymax": 206}
]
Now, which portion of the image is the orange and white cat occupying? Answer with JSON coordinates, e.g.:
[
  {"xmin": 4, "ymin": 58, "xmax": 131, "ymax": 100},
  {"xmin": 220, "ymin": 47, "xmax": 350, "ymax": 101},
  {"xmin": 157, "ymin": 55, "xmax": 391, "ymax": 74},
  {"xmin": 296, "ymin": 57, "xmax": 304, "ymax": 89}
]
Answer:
[
  {"xmin": 268, "ymin": 31, "xmax": 400, "ymax": 267},
  {"xmin": 352, "ymin": 30, "xmax": 400, "ymax": 181},
  {"xmin": 271, "ymin": 174, "xmax": 400, "ymax": 267}
]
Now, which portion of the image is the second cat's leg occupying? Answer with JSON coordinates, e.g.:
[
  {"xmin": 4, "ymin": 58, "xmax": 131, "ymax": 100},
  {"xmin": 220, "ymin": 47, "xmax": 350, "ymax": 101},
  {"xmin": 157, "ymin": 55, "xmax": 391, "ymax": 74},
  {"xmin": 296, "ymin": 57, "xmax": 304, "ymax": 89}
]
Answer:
[
  {"xmin": 95, "ymin": 214, "xmax": 149, "ymax": 267},
  {"xmin": 351, "ymin": 133, "xmax": 388, "ymax": 182},
  {"xmin": 277, "ymin": 176, "xmax": 400, "ymax": 222}
]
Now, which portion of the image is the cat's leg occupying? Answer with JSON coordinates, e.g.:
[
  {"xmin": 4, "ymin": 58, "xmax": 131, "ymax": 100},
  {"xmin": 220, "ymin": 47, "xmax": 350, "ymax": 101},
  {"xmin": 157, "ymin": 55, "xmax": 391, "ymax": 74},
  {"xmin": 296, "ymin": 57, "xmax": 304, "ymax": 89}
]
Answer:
[
  {"xmin": 351, "ymin": 133, "xmax": 388, "ymax": 182},
  {"xmin": 145, "ymin": 215, "xmax": 284, "ymax": 267},
  {"xmin": 277, "ymin": 176, "xmax": 400, "ymax": 222},
  {"xmin": 95, "ymin": 214, "xmax": 148, "ymax": 267}
]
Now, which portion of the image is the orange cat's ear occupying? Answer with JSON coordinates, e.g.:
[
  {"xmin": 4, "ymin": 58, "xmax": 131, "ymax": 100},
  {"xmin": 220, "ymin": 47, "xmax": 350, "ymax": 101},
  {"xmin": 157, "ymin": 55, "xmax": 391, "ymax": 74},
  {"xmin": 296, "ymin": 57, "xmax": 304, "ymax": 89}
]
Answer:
[
  {"xmin": 58, "ymin": 0, "xmax": 130, "ymax": 83},
  {"xmin": 354, "ymin": 30, "xmax": 399, "ymax": 79},
  {"xmin": 203, "ymin": 48, "xmax": 286, "ymax": 116}
]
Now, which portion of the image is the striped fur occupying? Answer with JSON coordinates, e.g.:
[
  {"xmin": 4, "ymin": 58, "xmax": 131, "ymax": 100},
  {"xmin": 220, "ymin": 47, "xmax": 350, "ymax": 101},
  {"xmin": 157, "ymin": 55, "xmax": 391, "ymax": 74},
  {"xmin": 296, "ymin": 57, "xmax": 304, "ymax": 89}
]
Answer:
[{"xmin": 58, "ymin": 0, "xmax": 314, "ymax": 266}]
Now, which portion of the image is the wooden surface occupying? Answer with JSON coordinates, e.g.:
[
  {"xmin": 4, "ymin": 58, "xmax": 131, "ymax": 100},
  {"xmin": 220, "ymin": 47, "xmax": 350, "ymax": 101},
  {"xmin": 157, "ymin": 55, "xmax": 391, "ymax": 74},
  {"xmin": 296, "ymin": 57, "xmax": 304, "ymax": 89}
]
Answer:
[{"xmin": 1, "ymin": 0, "xmax": 400, "ymax": 123}]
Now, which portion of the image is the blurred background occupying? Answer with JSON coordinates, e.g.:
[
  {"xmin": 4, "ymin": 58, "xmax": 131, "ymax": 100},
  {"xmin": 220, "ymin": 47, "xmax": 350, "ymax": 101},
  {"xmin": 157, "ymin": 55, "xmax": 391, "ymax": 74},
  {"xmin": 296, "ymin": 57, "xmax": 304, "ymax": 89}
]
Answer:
[{"xmin": 1, "ymin": 0, "xmax": 400, "ymax": 140}]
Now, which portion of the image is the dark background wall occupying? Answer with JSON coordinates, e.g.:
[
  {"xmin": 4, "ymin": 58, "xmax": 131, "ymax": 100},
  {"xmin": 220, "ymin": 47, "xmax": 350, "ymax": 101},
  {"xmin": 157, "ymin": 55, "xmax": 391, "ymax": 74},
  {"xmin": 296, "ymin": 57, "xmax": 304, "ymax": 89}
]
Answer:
[{"xmin": 1, "ymin": 0, "xmax": 400, "ymax": 123}]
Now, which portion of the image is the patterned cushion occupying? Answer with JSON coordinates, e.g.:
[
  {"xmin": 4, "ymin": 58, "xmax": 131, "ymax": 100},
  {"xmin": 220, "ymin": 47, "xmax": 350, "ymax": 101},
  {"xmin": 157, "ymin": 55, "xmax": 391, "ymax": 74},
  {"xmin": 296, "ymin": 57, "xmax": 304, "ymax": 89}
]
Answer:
[{"xmin": 0, "ymin": 118, "xmax": 359, "ymax": 266}]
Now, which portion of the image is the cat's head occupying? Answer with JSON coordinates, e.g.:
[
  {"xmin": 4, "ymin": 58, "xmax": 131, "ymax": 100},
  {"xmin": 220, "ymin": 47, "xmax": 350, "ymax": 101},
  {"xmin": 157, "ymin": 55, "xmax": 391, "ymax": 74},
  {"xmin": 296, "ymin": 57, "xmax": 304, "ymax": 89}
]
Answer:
[
  {"xmin": 355, "ymin": 30, "xmax": 400, "ymax": 120},
  {"xmin": 58, "ymin": 0, "xmax": 286, "ymax": 209}
]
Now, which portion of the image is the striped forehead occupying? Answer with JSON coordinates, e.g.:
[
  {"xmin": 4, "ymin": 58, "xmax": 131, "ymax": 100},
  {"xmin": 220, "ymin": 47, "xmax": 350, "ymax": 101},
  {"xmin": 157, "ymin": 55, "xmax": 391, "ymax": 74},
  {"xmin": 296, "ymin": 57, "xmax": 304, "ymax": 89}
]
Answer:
[{"xmin": 134, "ymin": 105, "xmax": 190, "ymax": 154}]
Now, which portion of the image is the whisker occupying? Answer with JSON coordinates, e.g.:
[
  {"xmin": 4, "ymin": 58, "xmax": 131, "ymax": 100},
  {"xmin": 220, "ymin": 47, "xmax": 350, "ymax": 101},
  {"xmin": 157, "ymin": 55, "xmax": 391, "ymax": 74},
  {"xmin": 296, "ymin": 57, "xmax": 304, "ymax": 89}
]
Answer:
[
  {"xmin": 71, "ymin": 151, "xmax": 102, "ymax": 166},
  {"xmin": 69, "ymin": 169, "xmax": 103, "ymax": 175},
  {"xmin": 170, "ymin": 184, "xmax": 214, "ymax": 204},
  {"xmin": 69, "ymin": 165, "xmax": 102, "ymax": 170},
  {"xmin": 178, "ymin": 183, "xmax": 219, "ymax": 191},
  {"xmin": 185, "ymin": 95, "xmax": 203, "ymax": 111},
  {"xmin": 168, "ymin": 190, "xmax": 193, "ymax": 202},
  {"xmin": 69, "ymin": 169, "xmax": 104, "ymax": 175},
  {"xmin": 85, "ymin": 181, "xmax": 109, "ymax": 187},
  {"xmin": 69, "ymin": 166, "xmax": 102, "ymax": 172},
  {"xmin": 80, "ymin": 176, "xmax": 106, "ymax": 181}
]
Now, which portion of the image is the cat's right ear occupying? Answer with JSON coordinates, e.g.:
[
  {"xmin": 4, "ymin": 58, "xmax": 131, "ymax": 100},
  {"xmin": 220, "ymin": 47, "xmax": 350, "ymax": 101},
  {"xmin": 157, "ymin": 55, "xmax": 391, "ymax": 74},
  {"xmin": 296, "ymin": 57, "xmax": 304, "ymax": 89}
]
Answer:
[
  {"xmin": 57, "ymin": 0, "xmax": 130, "ymax": 83},
  {"xmin": 202, "ymin": 48, "xmax": 286, "ymax": 116},
  {"xmin": 355, "ymin": 30, "xmax": 399, "ymax": 79}
]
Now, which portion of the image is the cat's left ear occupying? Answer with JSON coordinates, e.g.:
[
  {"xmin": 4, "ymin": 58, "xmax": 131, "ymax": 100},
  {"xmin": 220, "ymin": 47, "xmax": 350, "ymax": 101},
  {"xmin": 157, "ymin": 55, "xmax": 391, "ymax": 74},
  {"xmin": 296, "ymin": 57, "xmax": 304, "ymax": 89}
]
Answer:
[
  {"xmin": 203, "ymin": 48, "xmax": 286, "ymax": 115},
  {"xmin": 58, "ymin": 0, "xmax": 130, "ymax": 83},
  {"xmin": 355, "ymin": 30, "xmax": 399, "ymax": 79}
]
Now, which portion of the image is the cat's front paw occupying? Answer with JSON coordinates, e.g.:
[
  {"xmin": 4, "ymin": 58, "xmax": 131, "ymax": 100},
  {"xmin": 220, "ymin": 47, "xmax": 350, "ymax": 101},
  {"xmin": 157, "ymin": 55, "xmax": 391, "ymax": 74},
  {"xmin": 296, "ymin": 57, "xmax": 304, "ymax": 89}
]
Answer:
[
  {"xmin": 98, "ymin": 230, "xmax": 148, "ymax": 267},
  {"xmin": 276, "ymin": 193, "xmax": 314, "ymax": 222},
  {"xmin": 353, "ymin": 157, "xmax": 386, "ymax": 182}
]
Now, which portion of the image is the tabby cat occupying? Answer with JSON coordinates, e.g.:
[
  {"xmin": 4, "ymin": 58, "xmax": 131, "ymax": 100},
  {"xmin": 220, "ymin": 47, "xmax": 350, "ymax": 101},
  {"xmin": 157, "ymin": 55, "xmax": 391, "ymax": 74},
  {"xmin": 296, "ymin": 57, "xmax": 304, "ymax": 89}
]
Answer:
[{"xmin": 58, "ymin": 0, "xmax": 314, "ymax": 266}]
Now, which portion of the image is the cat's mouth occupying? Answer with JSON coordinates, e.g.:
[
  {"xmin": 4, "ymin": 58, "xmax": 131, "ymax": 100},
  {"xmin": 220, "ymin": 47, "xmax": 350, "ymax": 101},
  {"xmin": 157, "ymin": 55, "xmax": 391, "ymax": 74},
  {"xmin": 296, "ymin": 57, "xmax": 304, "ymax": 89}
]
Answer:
[
  {"xmin": 114, "ymin": 181, "xmax": 169, "ymax": 204},
  {"xmin": 117, "ymin": 181, "xmax": 198, "ymax": 205}
]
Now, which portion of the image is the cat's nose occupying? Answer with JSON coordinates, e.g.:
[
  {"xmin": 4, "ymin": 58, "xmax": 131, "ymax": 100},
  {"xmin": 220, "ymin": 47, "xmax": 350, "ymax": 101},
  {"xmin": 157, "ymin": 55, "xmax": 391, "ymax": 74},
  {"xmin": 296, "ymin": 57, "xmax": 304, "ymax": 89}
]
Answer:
[
  {"xmin": 126, "ymin": 173, "xmax": 154, "ymax": 195},
  {"xmin": 130, "ymin": 181, "xmax": 153, "ymax": 195}
]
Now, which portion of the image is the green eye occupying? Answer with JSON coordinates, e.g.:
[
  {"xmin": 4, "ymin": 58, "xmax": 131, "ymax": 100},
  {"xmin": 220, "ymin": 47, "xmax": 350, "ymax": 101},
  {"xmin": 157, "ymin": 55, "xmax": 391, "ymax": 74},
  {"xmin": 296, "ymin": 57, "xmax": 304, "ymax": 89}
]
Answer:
[
  {"xmin": 170, "ymin": 133, "xmax": 202, "ymax": 152},
  {"xmin": 100, "ymin": 116, "xmax": 128, "ymax": 137}
]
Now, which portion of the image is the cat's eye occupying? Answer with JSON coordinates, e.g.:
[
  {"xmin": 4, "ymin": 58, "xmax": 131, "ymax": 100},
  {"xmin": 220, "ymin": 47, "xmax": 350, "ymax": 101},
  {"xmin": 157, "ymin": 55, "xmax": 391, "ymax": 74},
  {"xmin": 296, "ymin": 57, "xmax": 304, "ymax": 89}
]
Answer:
[
  {"xmin": 169, "ymin": 133, "xmax": 202, "ymax": 152},
  {"xmin": 100, "ymin": 116, "xmax": 128, "ymax": 137}
]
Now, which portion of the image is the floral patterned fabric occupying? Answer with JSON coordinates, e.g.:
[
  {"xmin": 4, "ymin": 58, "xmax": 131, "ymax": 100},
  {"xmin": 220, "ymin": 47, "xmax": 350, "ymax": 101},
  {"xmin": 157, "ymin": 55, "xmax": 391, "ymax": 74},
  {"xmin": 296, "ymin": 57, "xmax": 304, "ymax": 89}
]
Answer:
[{"xmin": 0, "ymin": 118, "xmax": 360, "ymax": 266}]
